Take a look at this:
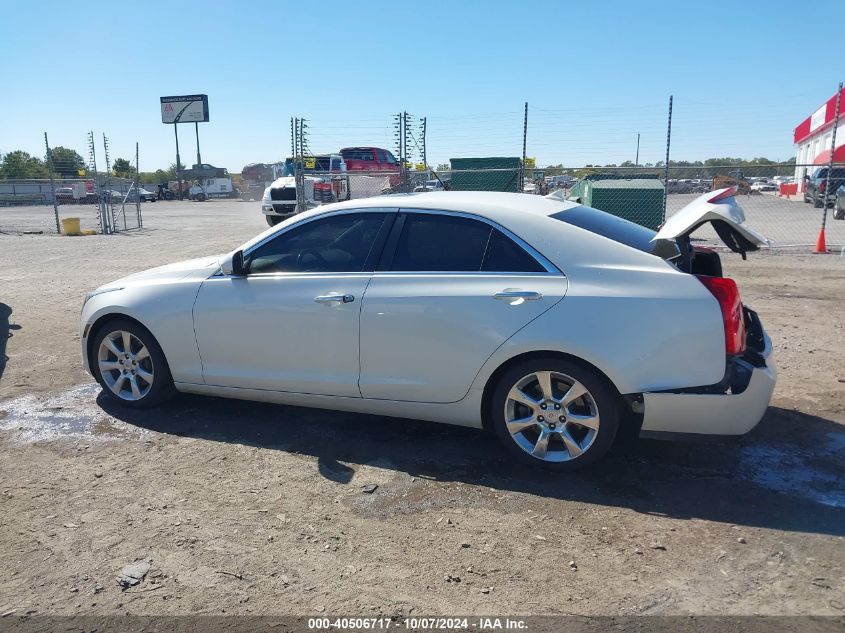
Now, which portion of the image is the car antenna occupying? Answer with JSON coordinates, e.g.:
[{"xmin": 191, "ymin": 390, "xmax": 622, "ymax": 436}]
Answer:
[{"xmin": 427, "ymin": 163, "xmax": 450, "ymax": 191}]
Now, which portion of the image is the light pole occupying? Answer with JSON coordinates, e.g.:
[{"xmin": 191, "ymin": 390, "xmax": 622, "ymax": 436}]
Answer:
[{"xmin": 635, "ymin": 133, "xmax": 640, "ymax": 167}]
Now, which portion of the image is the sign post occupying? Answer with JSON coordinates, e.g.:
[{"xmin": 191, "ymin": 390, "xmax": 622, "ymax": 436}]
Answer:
[{"xmin": 160, "ymin": 95, "xmax": 209, "ymax": 200}]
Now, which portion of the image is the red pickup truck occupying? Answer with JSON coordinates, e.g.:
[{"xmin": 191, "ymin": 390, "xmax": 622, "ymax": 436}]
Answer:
[{"xmin": 340, "ymin": 147, "xmax": 401, "ymax": 186}]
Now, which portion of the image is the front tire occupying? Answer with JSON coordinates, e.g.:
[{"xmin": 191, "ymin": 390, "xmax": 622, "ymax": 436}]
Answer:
[
  {"xmin": 92, "ymin": 319, "xmax": 174, "ymax": 408},
  {"xmin": 489, "ymin": 358, "xmax": 620, "ymax": 471},
  {"xmin": 265, "ymin": 215, "xmax": 283, "ymax": 227}
]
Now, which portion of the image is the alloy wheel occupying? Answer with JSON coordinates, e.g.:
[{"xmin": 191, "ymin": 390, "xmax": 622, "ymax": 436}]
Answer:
[
  {"xmin": 504, "ymin": 370, "xmax": 600, "ymax": 462},
  {"xmin": 97, "ymin": 330, "xmax": 155, "ymax": 401}
]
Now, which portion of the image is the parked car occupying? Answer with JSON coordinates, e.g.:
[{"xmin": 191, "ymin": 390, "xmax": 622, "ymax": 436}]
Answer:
[
  {"xmin": 803, "ymin": 167, "xmax": 845, "ymax": 208},
  {"xmin": 665, "ymin": 180, "xmax": 696, "ymax": 194},
  {"xmin": 339, "ymin": 147, "xmax": 401, "ymax": 186},
  {"xmin": 80, "ymin": 189, "xmax": 774, "ymax": 471},
  {"xmin": 127, "ymin": 187, "xmax": 157, "ymax": 202},
  {"xmin": 414, "ymin": 178, "xmax": 449, "ymax": 192},
  {"xmin": 835, "ymin": 184, "xmax": 845, "ymax": 220},
  {"xmin": 750, "ymin": 181, "xmax": 777, "ymax": 192},
  {"xmin": 55, "ymin": 187, "xmax": 75, "ymax": 204}
]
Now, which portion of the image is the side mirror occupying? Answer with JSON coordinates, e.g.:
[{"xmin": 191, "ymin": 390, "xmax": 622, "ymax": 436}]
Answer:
[{"xmin": 221, "ymin": 250, "xmax": 245, "ymax": 276}]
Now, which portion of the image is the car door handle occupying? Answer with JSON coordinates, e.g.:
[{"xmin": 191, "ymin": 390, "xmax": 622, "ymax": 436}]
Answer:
[
  {"xmin": 493, "ymin": 290, "xmax": 543, "ymax": 301},
  {"xmin": 314, "ymin": 294, "xmax": 355, "ymax": 304}
]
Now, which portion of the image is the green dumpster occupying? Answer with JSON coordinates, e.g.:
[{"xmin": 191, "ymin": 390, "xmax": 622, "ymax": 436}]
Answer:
[
  {"xmin": 449, "ymin": 157, "xmax": 520, "ymax": 192},
  {"xmin": 568, "ymin": 175, "xmax": 664, "ymax": 230}
]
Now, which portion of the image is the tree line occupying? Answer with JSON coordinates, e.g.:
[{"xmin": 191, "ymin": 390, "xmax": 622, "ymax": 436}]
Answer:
[
  {"xmin": 543, "ymin": 157, "xmax": 797, "ymax": 179},
  {"xmin": 0, "ymin": 148, "xmax": 184, "ymax": 183}
]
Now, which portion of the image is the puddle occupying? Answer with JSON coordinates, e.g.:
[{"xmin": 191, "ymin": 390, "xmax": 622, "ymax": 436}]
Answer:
[
  {"xmin": 740, "ymin": 431, "xmax": 845, "ymax": 508},
  {"xmin": 0, "ymin": 383, "xmax": 149, "ymax": 445}
]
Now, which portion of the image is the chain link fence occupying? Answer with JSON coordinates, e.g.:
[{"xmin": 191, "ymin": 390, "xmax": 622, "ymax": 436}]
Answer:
[
  {"xmin": 0, "ymin": 133, "xmax": 144, "ymax": 234},
  {"xmin": 285, "ymin": 163, "xmax": 844, "ymax": 251}
]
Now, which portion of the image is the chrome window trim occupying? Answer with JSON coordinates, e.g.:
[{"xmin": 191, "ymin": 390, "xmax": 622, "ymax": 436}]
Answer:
[
  {"xmin": 235, "ymin": 205, "xmax": 563, "ymax": 278},
  {"xmin": 394, "ymin": 207, "xmax": 562, "ymax": 275}
]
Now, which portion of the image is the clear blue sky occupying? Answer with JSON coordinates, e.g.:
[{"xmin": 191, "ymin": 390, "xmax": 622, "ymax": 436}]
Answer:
[{"xmin": 1, "ymin": 0, "xmax": 840, "ymax": 172}]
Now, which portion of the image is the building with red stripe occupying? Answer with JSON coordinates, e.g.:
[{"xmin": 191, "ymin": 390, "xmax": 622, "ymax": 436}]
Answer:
[{"xmin": 794, "ymin": 86, "xmax": 845, "ymax": 191}]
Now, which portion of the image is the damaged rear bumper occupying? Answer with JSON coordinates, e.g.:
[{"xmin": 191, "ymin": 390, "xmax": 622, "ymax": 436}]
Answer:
[{"xmin": 640, "ymin": 332, "xmax": 776, "ymax": 435}]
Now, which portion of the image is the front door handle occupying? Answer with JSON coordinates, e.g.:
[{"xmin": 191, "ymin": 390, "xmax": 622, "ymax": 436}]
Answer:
[
  {"xmin": 493, "ymin": 290, "xmax": 543, "ymax": 302},
  {"xmin": 314, "ymin": 293, "xmax": 355, "ymax": 304}
]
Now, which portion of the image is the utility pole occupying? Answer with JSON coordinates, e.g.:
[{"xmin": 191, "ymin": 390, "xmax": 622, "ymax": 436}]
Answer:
[
  {"xmin": 521, "ymin": 102, "xmax": 528, "ymax": 191},
  {"xmin": 662, "ymin": 96, "xmax": 673, "ymax": 223},
  {"xmin": 44, "ymin": 132, "xmax": 60, "ymax": 234},
  {"xmin": 635, "ymin": 133, "xmax": 640, "ymax": 167}
]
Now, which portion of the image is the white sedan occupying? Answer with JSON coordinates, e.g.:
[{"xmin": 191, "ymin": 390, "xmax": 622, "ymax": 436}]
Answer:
[{"xmin": 80, "ymin": 190, "xmax": 776, "ymax": 470}]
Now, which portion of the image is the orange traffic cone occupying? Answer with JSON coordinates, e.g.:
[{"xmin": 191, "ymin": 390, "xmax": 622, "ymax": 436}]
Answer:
[{"xmin": 814, "ymin": 228, "xmax": 828, "ymax": 254}]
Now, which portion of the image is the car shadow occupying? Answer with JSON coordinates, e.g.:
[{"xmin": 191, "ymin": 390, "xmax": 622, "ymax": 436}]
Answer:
[
  {"xmin": 98, "ymin": 392, "xmax": 845, "ymax": 537},
  {"xmin": 0, "ymin": 303, "xmax": 22, "ymax": 381}
]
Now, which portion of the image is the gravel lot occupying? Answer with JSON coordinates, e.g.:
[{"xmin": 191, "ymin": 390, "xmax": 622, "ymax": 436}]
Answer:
[{"xmin": 0, "ymin": 199, "xmax": 843, "ymax": 618}]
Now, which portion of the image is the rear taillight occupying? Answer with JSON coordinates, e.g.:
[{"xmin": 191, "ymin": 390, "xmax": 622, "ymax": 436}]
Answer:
[
  {"xmin": 696, "ymin": 275, "xmax": 746, "ymax": 356},
  {"xmin": 819, "ymin": 181, "xmax": 826, "ymax": 193}
]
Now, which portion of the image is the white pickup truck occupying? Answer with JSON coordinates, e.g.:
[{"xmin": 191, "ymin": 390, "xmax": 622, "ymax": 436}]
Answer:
[{"xmin": 261, "ymin": 155, "xmax": 350, "ymax": 227}]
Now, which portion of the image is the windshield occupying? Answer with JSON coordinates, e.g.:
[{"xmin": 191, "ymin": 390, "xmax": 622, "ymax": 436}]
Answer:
[{"xmin": 551, "ymin": 205, "xmax": 671, "ymax": 255}]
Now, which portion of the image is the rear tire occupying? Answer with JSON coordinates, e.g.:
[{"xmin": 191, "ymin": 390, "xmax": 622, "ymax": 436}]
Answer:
[
  {"xmin": 813, "ymin": 193, "xmax": 822, "ymax": 208},
  {"xmin": 91, "ymin": 319, "xmax": 175, "ymax": 409},
  {"xmin": 835, "ymin": 204, "xmax": 845, "ymax": 221},
  {"xmin": 489, "ymin": 358, "xmax": 621, "ymax": 471}
]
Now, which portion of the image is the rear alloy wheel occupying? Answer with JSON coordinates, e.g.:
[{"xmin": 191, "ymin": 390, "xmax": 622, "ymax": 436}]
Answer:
[
  {"xmin": 490, "ymin": 359, "xmax": 620, "ymax": 470},
  {"xmin": 92, "ymin": 320, "xmax": 174, "ymax": 408}
]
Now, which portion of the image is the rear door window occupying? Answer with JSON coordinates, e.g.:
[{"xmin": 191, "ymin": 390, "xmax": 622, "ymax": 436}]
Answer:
[{"xmin": 389, "ymin": 213, "xmax": 545, "ymax": 272}]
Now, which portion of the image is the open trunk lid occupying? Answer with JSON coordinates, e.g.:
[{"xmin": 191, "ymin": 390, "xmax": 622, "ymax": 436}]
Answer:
[{"xmin": 652, "ymin": 187, "xmax": 770, "ymax": 255}]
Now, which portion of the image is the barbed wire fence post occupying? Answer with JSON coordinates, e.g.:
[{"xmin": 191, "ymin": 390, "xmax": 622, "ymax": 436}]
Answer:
[
  {"xmin": 44, "ymin": 132, "xmax": 60, "ymax": 234},
  {"xmin": 87, "ymin": 131, "xmax": 107, "ymax": 235},
  {"xmin": 420, "ymin": 117, "xmax": 427, "ymax": 168},
  {"xmin": 135, "ymin": 142, "xmax": 142, "ymax": 229},
  {"xmin": 661, "ymin": 95, "xmax": 673, "ymax": 224},
  {"xmin": 102, "ymin": 134, "xmax": 116, "ymax": 233},
  {"xmin": 817, "ymin": 81, "xmax": 842, "ymax": 254}
]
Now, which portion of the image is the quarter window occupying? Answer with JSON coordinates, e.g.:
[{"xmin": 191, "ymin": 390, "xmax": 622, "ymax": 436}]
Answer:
[
  {"xmin": 482, "ymin": 228, "xmax": 546, "ymax": 272},
  {"xmin": 248, "ymin": 213, "xmax": 387, "ymax": 274}
]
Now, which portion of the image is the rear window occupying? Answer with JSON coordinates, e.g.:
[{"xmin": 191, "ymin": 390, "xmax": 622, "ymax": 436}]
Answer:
[
  {"xmin": 551, "ymin": 205, "xmax": 658, "ymax": 253},
  {"xmin": 341, "ymin": 148, "xmax": 375, "ymax": 162}
]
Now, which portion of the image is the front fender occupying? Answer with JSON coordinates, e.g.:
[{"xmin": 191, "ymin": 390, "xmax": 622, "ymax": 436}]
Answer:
[{"xmin": 80, "ymin": 279, "xmax": 205, "ymax": 384}]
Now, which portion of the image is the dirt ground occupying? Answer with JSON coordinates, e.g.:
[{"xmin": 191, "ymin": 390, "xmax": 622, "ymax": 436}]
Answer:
[{"xmin": 0, "ymin": 200, "xmax": 843, "ymax": 618}]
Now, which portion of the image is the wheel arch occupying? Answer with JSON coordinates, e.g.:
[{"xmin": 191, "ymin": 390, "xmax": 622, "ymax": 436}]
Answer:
[
  {"xmin": 479, "ymin": 350, "xmax": 626, "ymax": 434},
  {"xmin": 85, "ymin": 312, "xmax": 168, "ymax": 377}
]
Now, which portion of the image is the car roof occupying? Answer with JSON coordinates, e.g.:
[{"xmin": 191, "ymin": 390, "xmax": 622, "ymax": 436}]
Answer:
[
  {"xmin": 238, "ymin": 190, "xmax": 678, "ymax": 275},
  {"xmin": 327, "ymin": 191, "xmax": 579, "ymax": 222}
]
